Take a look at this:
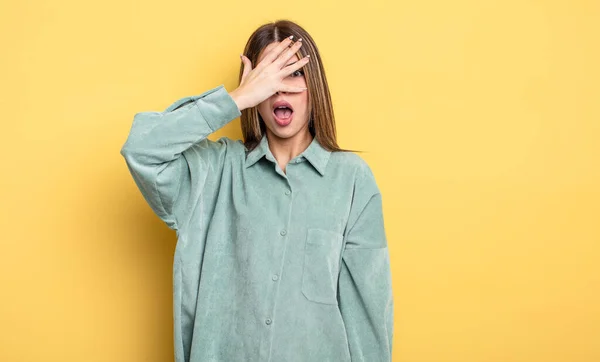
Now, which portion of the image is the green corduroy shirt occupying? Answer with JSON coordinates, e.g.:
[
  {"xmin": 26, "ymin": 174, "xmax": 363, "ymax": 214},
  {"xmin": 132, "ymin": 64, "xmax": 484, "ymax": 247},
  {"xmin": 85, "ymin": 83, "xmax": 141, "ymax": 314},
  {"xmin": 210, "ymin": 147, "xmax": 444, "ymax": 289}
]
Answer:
[{"xmin": 120, "ymin": 84, "xmax": 394, "ymax": 362}]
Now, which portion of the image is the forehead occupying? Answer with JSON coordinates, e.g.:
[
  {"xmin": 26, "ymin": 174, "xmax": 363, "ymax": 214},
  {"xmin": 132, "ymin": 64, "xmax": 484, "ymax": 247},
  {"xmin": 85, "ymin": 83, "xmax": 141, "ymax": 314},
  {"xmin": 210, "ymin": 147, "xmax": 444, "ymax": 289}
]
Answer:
[{"xmin": 257, "ymin": 41, "xmax": 300, "ymax": 64}]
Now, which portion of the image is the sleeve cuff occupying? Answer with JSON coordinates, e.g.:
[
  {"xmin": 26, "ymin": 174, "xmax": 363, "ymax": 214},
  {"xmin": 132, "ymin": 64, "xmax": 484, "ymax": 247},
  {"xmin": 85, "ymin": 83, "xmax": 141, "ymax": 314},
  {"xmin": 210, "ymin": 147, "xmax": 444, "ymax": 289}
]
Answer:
[
  {"xmin": 193, "ymin": 84, "xmax": 242, "ymax": 132},
  {"xmin": 162, "ymin": 84, "xmax": 242, "ymax": 132}
]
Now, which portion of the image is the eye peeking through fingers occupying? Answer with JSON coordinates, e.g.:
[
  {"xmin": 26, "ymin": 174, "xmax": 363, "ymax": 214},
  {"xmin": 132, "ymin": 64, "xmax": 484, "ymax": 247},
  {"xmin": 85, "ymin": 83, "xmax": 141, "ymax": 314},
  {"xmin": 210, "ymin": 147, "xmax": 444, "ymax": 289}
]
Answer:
[{"xmin": 290, "ymin": 70, "xmax": 305, "ymax": 78}]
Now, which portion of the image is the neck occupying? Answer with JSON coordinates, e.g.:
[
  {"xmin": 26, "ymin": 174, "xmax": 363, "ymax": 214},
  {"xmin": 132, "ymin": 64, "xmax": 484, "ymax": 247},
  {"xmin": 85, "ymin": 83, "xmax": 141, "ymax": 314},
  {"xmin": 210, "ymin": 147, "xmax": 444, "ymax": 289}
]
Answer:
[{"xmin": 266, "ymin": 128, "xmax": 313, "ymax": 168}]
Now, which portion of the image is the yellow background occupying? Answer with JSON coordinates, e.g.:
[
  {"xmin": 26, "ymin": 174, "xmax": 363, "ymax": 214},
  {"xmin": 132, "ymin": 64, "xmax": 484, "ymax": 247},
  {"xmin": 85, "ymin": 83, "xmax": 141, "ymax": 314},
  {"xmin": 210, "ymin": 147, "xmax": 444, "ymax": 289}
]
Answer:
[{"xmin": 1, "ymin": 0, "xmax": 598, "ymax": 361}]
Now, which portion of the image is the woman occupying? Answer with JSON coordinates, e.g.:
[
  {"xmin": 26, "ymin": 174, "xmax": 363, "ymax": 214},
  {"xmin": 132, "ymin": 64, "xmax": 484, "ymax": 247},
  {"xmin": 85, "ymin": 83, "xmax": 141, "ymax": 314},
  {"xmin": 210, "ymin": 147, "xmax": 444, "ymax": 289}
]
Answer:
[{"xmin": 120, "ymin": 19, "xmax": 393, "ymax": 362}]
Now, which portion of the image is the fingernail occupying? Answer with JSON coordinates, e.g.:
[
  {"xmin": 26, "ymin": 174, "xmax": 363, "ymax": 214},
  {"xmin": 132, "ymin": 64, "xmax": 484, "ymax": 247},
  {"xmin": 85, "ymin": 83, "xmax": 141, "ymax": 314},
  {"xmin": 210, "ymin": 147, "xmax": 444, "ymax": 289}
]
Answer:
[{"xmin": 289, "ymin": 35, "xmax": 294, "ymax": 39}]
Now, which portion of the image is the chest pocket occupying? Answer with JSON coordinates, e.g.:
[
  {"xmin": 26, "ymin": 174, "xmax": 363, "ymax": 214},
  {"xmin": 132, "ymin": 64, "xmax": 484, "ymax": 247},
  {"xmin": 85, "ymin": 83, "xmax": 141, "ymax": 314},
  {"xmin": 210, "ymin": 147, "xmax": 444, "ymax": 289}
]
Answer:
[{"xmin": 301, "ymin": 228, "xmax": 344, "ymax": 305}]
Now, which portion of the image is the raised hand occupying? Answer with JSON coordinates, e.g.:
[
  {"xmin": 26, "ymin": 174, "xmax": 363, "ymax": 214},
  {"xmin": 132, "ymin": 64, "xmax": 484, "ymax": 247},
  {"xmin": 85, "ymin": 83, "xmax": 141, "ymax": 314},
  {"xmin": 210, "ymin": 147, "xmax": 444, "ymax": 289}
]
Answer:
[{"xmin": 230, "ymin": 36, "xmax": 310, "ymax": 111}]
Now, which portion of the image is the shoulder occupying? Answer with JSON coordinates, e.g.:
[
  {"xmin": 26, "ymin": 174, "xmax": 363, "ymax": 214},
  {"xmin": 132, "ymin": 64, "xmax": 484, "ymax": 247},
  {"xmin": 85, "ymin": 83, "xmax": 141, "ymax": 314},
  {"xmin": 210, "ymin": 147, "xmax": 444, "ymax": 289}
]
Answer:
[
  {"xmin": 216, "ymin": 136, "xmax": 245, "ymax": 148},
  {"xmin": 330, "ymin": 151, "xmax": 380, "ymax": 196},
  {"xmin": 188, "ymin": 135, "xmax": 244, "ymax": 150}
]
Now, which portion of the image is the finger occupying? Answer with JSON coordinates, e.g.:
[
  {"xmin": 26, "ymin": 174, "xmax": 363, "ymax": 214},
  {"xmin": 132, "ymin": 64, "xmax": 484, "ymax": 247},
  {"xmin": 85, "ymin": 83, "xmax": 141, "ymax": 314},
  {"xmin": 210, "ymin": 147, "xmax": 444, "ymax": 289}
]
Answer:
[
  {"xmin": 256, "ymin": 36, "xmax": 295, "ymax": 69},
  {"xmin": 279, "ymin": 85, "xmax": 308, "ymax": 93},
  {"xmin": 274, "ymin": 39, "xmax": 304, "ymax": 68},
  {"xmin": 278, "ymin": 55, "xmax": 310, "ymax": 77},
  {"xmin": 240, "ymin": 55, "xmax": 252, "ymax": 82}
]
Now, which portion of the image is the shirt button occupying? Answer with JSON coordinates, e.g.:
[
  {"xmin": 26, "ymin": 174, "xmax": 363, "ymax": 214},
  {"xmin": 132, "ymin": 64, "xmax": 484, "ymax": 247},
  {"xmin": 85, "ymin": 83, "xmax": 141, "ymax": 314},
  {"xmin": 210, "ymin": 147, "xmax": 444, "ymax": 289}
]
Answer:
[
  {"xmin": 272, "ymin": 274, "xmax": 279, "ymax": 281},
  {"xmin": 265, "ymin": 318, "xmax": 272, "ymax": 325},
  {"xmin": 285, "ymin": 190, "xmax": 291, "ymax": 195},
  {"xmin": 280, "ymin": 230, "xmax": 287, "ymax": 236}
]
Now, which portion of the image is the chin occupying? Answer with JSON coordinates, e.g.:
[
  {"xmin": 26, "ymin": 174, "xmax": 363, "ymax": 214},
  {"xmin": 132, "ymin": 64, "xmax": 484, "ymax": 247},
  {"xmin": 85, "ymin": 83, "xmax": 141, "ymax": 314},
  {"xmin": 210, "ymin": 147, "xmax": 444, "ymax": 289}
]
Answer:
[
  {"xmin": 263, "ymin": 116, "xmax": 309, "ymax": 139},
  {"xmin": 269, "ymin": 127, "xmax": 296, "ymax": 139}
]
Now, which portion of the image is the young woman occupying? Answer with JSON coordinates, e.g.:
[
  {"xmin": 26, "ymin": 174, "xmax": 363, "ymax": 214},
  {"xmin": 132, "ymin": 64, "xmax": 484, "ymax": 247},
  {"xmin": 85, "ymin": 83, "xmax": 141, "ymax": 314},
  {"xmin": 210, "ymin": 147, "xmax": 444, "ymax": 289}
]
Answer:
[{"xmin": 120, "ymin": 19, "xmax": 393, "ymax": 362}]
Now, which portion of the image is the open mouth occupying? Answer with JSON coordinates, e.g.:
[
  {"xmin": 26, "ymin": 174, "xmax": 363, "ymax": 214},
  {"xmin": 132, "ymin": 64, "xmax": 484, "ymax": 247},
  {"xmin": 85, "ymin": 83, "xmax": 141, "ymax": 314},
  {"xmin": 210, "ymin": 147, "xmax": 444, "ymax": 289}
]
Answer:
[{"xmin": 272, "ymin": 101, "xmax": 294, "ymax": 125}]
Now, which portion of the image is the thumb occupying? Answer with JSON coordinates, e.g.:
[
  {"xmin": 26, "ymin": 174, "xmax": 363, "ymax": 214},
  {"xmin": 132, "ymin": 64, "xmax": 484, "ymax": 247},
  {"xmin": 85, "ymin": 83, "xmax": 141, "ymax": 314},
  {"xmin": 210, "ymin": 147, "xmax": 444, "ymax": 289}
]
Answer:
[{"xmin": 240, "ymin": 55, "xmax": 252, "ymax": 82}]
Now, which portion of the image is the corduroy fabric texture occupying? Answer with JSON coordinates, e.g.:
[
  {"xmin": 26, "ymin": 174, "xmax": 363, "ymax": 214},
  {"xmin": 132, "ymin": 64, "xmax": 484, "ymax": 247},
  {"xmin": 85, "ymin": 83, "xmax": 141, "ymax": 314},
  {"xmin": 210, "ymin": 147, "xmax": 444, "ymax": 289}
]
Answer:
[{"xmin": 120, "ymin": 85, "xmax": 394, "ymax": 362}]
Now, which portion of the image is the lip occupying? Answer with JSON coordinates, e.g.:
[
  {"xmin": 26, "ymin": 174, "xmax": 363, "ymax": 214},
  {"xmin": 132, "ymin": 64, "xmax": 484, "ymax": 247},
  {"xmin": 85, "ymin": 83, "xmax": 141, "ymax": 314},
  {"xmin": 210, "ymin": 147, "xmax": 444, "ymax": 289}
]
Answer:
[{"xmin": 272, "ymin": 100, "xmax": 294, "ymax": 111}]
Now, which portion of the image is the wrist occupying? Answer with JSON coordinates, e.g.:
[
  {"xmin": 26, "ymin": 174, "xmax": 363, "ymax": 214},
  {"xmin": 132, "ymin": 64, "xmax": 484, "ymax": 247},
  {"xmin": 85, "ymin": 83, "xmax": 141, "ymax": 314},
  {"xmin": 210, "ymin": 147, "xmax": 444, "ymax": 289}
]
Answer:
[{"xmin": 229, "ymin": 89, "xmax": 247, "ymax": 112}]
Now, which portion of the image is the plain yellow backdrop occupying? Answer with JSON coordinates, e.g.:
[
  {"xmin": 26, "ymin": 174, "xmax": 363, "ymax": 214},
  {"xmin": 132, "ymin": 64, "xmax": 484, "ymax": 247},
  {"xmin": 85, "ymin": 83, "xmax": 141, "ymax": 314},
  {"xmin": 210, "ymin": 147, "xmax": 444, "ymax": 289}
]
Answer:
[{"xmin": 1, "ymin": 0, "xmax": 599, "ymax": 361}]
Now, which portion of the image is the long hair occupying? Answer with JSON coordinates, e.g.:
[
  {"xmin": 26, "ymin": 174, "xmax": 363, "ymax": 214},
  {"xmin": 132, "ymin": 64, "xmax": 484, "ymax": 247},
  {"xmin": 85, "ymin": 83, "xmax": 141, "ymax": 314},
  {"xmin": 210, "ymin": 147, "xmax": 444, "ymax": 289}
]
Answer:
[{"xmin": 238, "ymin": 19, "xmax": 360, "ymax": 154}]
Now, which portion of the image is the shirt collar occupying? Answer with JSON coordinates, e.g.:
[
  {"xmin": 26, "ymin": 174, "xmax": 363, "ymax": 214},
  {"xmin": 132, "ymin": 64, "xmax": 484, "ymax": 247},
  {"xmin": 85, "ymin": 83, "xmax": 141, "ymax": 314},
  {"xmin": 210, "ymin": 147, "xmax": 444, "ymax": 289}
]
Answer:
[{"xmin": 245, "ymin": 135, "xmax": 331, "ymax": 176}]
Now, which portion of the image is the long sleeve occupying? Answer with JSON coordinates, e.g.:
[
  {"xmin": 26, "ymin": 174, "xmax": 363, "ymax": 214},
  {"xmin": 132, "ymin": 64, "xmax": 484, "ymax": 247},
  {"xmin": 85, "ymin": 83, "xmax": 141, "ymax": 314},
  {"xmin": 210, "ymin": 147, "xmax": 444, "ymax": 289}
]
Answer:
[
  {"xmin": 338, "ymin": 163, "xmax": 394, "ymax": 362},
  {"xmin": 119, "ymin": 84, "xmax": 241, "ymax": 231}
]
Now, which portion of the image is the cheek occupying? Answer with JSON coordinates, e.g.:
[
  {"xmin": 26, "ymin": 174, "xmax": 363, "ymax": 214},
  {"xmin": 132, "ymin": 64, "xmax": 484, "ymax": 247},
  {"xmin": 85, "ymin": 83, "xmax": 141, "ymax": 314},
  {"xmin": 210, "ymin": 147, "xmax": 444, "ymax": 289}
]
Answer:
[
  {"xmin": 257, "ymin": 103, "xmax": 271, "ymax": 118},
  {"xmin": 298, "ymin": 93, "xmax": 309, "ymax": 113}
]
